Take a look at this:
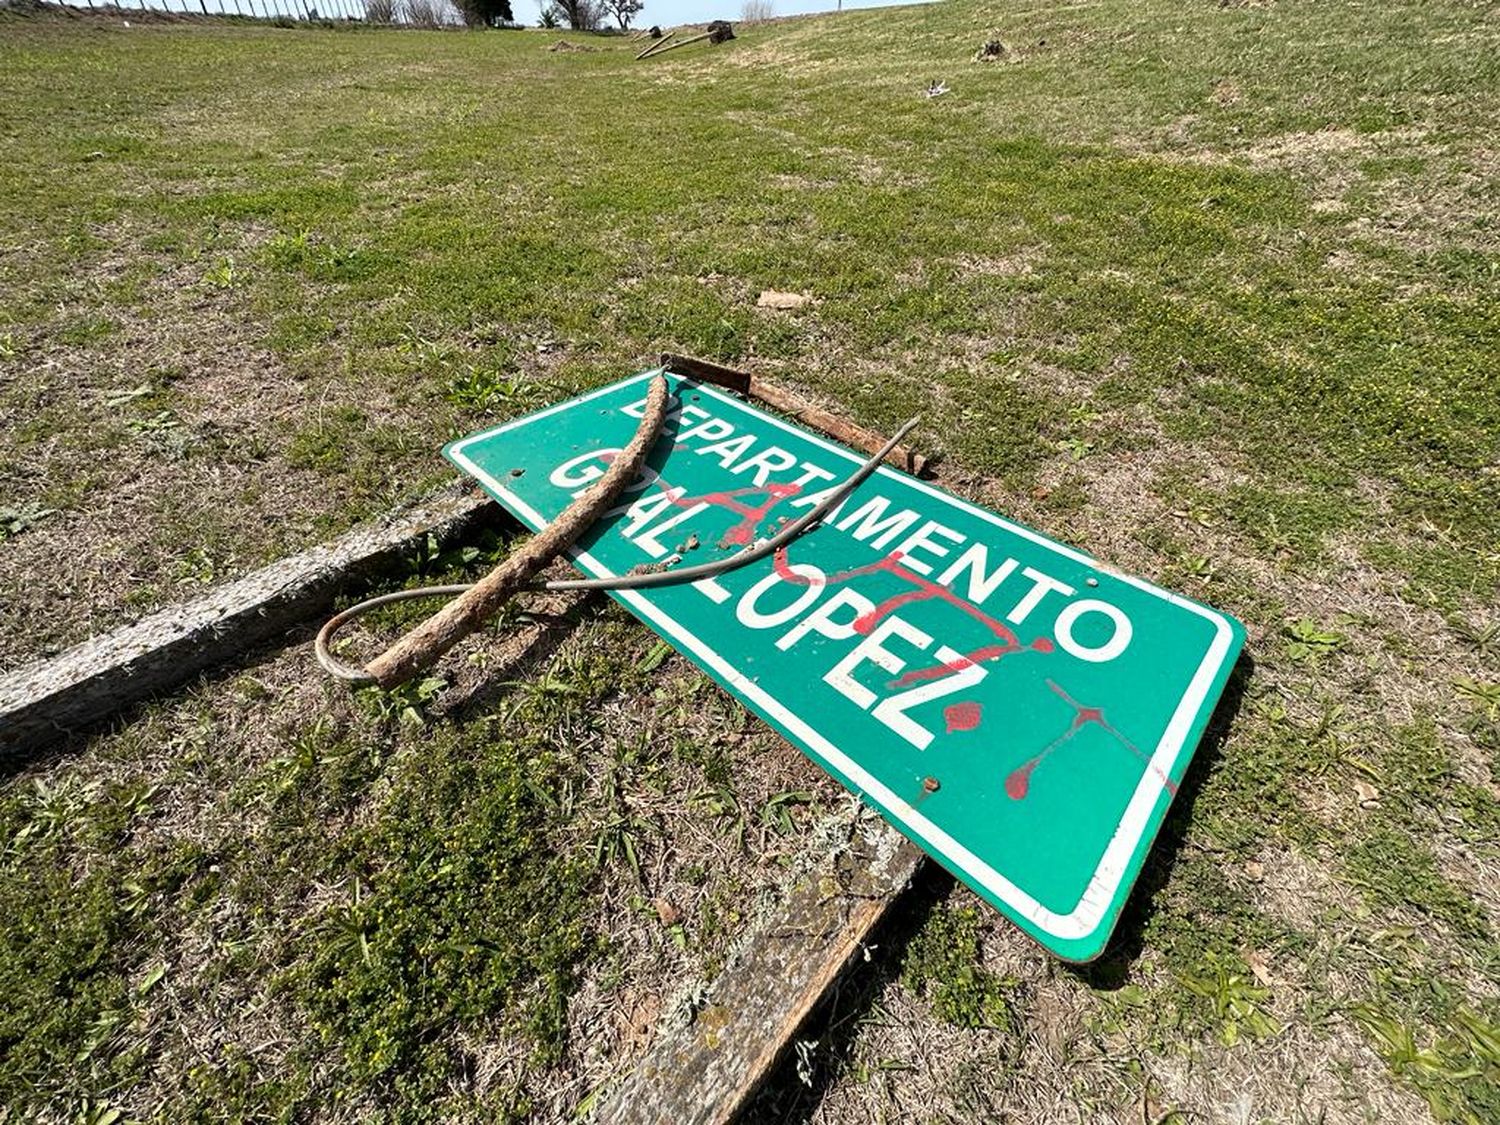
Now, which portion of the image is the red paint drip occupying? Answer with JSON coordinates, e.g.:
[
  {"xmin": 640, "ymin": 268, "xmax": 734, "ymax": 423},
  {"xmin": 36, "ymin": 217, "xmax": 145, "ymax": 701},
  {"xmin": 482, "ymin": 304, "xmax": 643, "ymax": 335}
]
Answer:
[
  {"xmin": 1005, "ymin": 758, "xmax": 1038, "ymax": 800},
  {"xmin": 773, "ymin": 541, "xmax": 1178, "ymax": 805},
  {"xmin": 890, "ymin": 642, "xmax": 1021, "ymax": 689},
  {"xmin": 997, "ymin": 681, "xmax": 1183, "ymax": 802},
  {"xmin": 593, "ymin": 453, "xmax": 808, "ymax": 551},
  {"xmin": 1043, "ymin": 679, "xmax": 1178, "ymax": 796},
  {"xmin": 944, "ymin": 701, "xmax": 982, "ymax": 733}
]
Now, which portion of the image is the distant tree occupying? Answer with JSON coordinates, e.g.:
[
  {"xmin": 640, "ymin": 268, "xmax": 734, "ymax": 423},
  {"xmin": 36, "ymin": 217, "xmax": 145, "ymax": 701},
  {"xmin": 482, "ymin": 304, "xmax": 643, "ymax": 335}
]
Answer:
[
  {"xmin": 401, "ymin": 0, "xmax": 447, "ymax": 25},
  {"xmin": 537, "ymin": 0, "xmax": 560, "ymax": 26},
  {"xmin": 455, "ymin": 0, "xmax": 513, "ymax": 24},
  {"xmin": 605, "ymin": 0, "xmax": 641, "ymax": 29},
  {"xmin": 741, "ymin": 0, "xmax": 772, "ymax": 20},
  {"xmin": 549, "ymin": 0, "xmax": 599, "ymax": 29}
]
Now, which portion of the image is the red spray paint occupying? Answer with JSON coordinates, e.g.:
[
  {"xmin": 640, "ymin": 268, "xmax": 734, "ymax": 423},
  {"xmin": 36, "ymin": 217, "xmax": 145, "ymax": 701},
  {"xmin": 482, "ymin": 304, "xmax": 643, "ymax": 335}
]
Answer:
[{"xmin": 944, "ymin": 701, "xmax": 982, "ymax": 733}]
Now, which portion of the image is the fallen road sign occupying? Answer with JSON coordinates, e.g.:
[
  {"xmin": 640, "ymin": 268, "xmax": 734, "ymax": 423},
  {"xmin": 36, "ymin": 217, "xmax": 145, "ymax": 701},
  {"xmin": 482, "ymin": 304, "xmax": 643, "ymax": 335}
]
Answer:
[{"xmin": 446, "ymin": 369, "xmax": 1245, "ymax": 961}]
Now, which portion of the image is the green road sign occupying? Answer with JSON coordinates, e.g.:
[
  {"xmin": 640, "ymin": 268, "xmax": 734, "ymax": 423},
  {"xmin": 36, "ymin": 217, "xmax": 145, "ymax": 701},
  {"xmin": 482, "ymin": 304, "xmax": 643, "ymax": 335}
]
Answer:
[{"xmin": 446, "ymin": 369, "xmax": 1245, "ymax": 961}]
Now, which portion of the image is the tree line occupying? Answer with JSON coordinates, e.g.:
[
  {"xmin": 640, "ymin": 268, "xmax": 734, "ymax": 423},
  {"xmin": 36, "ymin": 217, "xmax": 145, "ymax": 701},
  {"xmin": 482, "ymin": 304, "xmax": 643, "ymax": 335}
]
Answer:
[{"xmin": 448, "ymin": 0, "xmax": 644, "ymax": 29}]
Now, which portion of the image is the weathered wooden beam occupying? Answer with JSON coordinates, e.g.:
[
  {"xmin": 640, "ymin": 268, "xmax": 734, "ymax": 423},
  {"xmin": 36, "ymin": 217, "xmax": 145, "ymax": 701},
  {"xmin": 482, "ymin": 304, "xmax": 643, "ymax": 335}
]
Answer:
[
  {"xmin": 639, "ymin": 29, "xmax": 711, "ymax": 57},
  {"xmin": 636, "ymin": 28, "xmax": 675, "ymax": 58},
  {"xmin": 597, "ymin": 821, "xmax": 926, "ymax": 1125},
  {"xmin": 0, "ymin": 485, "xmax": 503, "ymax": 757}
]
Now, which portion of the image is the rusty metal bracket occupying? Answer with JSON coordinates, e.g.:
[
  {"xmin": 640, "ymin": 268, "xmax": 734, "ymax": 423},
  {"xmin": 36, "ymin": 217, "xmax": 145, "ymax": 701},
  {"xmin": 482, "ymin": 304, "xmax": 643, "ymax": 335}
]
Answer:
[{"xmin": 660, "ymin": 353, "xmax": 932, "ymax": 478}]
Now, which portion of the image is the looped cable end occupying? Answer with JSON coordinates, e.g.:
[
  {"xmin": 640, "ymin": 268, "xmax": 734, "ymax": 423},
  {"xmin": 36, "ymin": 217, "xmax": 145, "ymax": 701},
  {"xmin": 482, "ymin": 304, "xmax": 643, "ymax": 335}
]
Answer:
[{"xmin": 313, "ymin": 585, "xmax": 476, "ymax": 686}]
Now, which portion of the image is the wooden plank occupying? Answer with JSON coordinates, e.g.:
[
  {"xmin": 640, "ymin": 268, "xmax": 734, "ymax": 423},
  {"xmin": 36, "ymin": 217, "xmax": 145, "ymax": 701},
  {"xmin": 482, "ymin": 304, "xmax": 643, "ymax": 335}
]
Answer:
[
  {"xmin": 0, "ymin": 485, "xmax": 502, "ymax": 756},
  {"xmin": 636, "ymin": 28, "xmax": 675, "ymax": 58},
  {"xmin": 597, "ymin": 821, "xmax": 926, "ymax": 1125}
]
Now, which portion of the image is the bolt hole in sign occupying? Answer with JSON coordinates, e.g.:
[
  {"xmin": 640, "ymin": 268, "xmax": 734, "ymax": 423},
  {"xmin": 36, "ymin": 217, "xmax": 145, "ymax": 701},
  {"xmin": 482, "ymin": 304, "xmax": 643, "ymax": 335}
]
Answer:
[{"xmin": 447, "ymin": 370, "xmax": 1245, "ymax": 961}]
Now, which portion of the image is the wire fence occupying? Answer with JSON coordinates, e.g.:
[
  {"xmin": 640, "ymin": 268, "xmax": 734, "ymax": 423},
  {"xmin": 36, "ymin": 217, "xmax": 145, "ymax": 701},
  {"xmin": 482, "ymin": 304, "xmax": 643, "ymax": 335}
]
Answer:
[{"xmin": 33, "ymin": 0, "xmax": 468, "ymax": 26}]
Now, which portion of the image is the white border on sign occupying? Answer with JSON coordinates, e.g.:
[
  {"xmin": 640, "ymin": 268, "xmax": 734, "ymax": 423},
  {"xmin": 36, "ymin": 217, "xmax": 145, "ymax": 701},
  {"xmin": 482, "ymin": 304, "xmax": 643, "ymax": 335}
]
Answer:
[{"xmin": 447, "ymin": 370, "xmax": 1237, "ymax": 946}]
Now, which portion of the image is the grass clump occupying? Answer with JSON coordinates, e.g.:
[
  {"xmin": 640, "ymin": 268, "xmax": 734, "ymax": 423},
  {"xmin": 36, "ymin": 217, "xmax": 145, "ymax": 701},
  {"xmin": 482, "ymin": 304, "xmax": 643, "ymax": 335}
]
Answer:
[
  {"xmin": 900, "ymin": 903, "xmax": 1014, "ymax": 1031},
  {"xmin": 0, "ymin": 778, "xmax": 197, "ymax": 1115},
  {"xmin": 293, "ymin": 724, "xmax": 596, "ymax": 1112},
  {"xmin": 1344, "ymin": 830, "xmax": 1489, "ymax": 943},
  {"xmin": 1356, "ymin": 1004, "xmax": 1500, "ymax": 1125}
]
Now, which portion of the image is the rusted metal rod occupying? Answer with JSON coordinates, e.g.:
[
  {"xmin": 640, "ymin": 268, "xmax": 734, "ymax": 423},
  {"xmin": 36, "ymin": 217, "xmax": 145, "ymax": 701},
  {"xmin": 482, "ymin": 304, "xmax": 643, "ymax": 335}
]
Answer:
[{"xmin": 660, "ymin": 353, "xmax": 930, "ymax": 477}]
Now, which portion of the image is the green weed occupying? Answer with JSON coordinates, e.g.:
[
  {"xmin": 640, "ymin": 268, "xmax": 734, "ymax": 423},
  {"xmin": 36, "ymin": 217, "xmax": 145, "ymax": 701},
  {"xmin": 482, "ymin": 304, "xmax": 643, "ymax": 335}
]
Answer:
[
  {"xmin": 1178, "ymin": 952, "xmax": 1279, "ymax": 1047},
  {"xmin": 760, "ymin": 789, "xmax": 813, "ymax": 837},
  {"xmin": 356, "ymin": 674, "xmax": 448, "ymax": 728},
  {"xmin": 1356, "ymin": 1005, "xmax": 1500, "ymax": 1124},
  {"xmin": 901, "ymin": 904, "xmax": 1014, "ymax": 1031},
  {"xmin": 1453, "ymin": 678, "xmax": 1500, "ymax": 721},
  {"xmin": 444, "ymin": 363, "xmax": 540, "ymax": 415},
  {"xmin": 0, "ymin": 502, "xmax": 57, "ymax": 541},
  {"xmin": 1282, "ymin": 618, "xmax": 1345, "ymax": 665},
  {"xmin": 201, "ymin": 255, "xmax": 238, "ymax": 289}
]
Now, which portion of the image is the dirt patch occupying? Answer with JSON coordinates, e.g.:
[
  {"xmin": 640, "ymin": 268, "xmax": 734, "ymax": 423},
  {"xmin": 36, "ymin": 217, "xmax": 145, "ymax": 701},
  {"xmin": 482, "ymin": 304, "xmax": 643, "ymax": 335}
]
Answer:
[
  {"xmin": 1150, "ymin": 1019, "xmax": 1431, "ymax": 1125},
  {"xmin": 1249, "ymin": 843, "xmax": 1357, "ymax": 934},
  {"xmin": 769, "ymin": 173, "xmax": 838, "ymax": 191},
  {"xmin": 947, "ymin": 248, "xmax": 1040, "ymax": 278},
  {"xmin": 1211, "ymin": 78, "xmax": 1242, "ymax": 107},
  {"xmin": 1241, "ymin": 127, "xmax": 1372, "ymax": 167}
]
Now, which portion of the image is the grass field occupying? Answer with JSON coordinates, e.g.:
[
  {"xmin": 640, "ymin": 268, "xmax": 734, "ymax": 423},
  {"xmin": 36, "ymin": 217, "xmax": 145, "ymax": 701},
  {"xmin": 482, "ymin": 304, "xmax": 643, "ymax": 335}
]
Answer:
[{"xmin": 1, "ymin": 2, "xmax": 1497, "ymax": 1122}]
